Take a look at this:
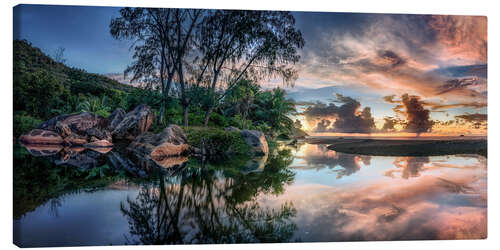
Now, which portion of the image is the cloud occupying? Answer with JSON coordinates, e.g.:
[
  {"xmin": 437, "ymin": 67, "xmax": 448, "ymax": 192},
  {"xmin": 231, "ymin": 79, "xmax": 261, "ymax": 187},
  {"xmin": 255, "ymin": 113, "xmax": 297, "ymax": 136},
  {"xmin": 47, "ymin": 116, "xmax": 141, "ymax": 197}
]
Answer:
[
  {"xmin": 428, "ymin": 15, "xmax": 487, "ymax": 63},
  {"xmin": 385, "ymin": 94, "xmax": 434, "ymax": 134},
  {"xmin": 455, "ymin": 113, "xmax": 487, "ymax": 122},
  {"xmin": 389, "ymin": 157, "xmax": 430, "ymax": 179},
  {"xmin": 303, "ymin": 94, "xmax": 376, "ymax": 133},
  {"xmin": 259, "ymin": 156, "xmax": 487, "ymax": 241},
  {"xmin": 455, "ymin": 113, "xmax": 487, "ymax": 129},
  {"xmin": 294, "ymin": 144, "xmax": 371, "ymax": 179},
  {"xmin": 293, "ymin": 14, "xmax": 487, "ymax": 110}
]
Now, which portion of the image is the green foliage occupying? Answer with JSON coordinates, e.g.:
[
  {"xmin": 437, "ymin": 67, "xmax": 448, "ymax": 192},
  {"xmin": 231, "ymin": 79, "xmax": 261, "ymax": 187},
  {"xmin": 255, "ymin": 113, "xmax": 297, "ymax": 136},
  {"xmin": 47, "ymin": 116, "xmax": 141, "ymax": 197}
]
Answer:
[
  {"xmin": 13, "ymin": 39, "xmax": 135, "ymax": 121},
  {"xmin": 185, "ymin": 127, "xmax": 251, "ymax": 158},
  {"xmin": 14, "ymin": 112, "xmax": 42, "ymax": 137},
  {"xmin": 221, "ymin": 80, "xmax": 298, "ymax": 138},
  {"xmin": 229, "ymin": 114, "xmax": 253, "ymax": 129},
  {"xmin": 77, "ymin": 95, "xmax": 112, "ymax": 117},
  {"xmin": 13, "ymin": 145, "xmax": 124, "ymax": 218},
  {"xmin": 14, "ymin": 70, "xmax": 71, "ymax": 119},
  {"xmin": 206, "ymin": 112, "xmax": 229, "ymax": 127},
  {"xmin": 249, "ymin": 88, "xmax": 296, "ymax": 137},
  {"xmin": 121, "ymin": 88, "xmax": 162, "ymax": 111}
]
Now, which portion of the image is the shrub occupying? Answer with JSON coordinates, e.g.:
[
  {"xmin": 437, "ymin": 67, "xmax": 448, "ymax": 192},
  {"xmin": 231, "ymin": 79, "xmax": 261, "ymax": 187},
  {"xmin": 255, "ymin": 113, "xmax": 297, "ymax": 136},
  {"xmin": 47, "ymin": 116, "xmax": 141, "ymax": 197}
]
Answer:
[
  {"xmin": 207, "ymin": 112, "xmax": 229, "ymax": 128},
  {"xmin": 185, "ymin": 127, "xmax": 251, "ymax": 158},
  {"xmin": 14, "ymin": 112, "xmax": 42, "ymax": 138},
  {"xmin": 14, "ymin": 70, "xmax": 70, "ymax": 120},
  {"xmin": 230, "ymin": 114, "xmax": 253, "ymax": 129}
]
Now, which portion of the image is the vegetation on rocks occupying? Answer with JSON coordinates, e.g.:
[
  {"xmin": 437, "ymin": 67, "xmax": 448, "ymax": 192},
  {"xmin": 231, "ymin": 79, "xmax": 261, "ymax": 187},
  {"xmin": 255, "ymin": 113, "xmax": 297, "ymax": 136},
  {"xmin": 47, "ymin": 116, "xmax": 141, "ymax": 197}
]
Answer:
[{"xmin": 185, "ymin": 127, "xmax": 251, "ymax": 158}]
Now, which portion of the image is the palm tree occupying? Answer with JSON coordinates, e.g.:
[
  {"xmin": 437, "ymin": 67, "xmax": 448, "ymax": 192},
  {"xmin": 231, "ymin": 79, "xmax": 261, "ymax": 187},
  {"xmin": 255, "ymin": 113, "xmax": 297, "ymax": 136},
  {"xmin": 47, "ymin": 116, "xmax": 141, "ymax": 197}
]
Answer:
[{"xmin": 77, "ymin": 95, "xmax": 111, "ymax": 117}]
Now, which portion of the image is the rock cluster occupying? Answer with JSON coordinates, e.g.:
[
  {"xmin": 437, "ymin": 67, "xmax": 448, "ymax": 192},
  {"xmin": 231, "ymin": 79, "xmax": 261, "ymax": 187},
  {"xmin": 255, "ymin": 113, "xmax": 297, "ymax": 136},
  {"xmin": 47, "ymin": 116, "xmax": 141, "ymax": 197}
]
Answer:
[
  {"xmin": 19, "ymin": 104, "xmax": 155, "ymax": 148},
  {"xmin": 19, "ymin": 104, "xmax": 271, "ymax": 172}
]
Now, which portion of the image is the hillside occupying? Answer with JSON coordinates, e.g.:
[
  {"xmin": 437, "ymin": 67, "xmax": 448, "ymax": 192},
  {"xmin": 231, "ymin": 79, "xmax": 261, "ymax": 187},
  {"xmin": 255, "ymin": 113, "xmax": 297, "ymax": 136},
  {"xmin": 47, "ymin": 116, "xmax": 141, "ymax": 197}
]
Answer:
[
  {"xmin": 13, "ymin": 40, "xmax": 146, "ymax": 137},
  {"xmin": 14, "ymin": 39, "xmax": 135, "ymax": 97}
]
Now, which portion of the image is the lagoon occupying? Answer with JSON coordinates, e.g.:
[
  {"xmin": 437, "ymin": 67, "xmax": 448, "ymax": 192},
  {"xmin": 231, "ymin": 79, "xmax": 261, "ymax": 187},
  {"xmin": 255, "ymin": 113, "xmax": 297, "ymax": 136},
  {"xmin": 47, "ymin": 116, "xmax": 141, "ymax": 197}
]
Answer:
[{"xmin": 13, "ymin": 142, "xmax": 487, "ymax": 246}]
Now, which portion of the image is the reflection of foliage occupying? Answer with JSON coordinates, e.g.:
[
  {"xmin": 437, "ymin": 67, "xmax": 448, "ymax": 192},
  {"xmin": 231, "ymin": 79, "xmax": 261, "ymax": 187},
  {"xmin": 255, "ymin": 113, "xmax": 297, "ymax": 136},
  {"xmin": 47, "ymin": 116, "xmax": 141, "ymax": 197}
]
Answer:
[
  {"xmin": 13, "ymin": 145, "xmax": 123, "ymax": 218},
  {"xmin": 120, "ymin": 148, "xmax": 297, "ymax": 244}
]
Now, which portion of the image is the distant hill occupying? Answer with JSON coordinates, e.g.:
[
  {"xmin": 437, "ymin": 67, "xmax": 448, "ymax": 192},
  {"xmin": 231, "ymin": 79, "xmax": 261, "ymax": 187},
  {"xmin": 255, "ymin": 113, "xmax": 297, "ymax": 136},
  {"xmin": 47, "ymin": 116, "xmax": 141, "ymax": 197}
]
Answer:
[{"xmin": 14, "ymin": 39, "xmax": 135, "ymax": 97}]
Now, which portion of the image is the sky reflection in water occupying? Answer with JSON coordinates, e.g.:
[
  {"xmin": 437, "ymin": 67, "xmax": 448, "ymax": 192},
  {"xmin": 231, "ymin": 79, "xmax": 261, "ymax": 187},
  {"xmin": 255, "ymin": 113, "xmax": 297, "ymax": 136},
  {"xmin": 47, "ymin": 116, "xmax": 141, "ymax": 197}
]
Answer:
[
  {"xmin": 276, "ymin": 143, "xmax": 487, "ymax": 241},
  {"xmin": 13, "ymin": 143, "xmax": 486, "ymax": 246}
]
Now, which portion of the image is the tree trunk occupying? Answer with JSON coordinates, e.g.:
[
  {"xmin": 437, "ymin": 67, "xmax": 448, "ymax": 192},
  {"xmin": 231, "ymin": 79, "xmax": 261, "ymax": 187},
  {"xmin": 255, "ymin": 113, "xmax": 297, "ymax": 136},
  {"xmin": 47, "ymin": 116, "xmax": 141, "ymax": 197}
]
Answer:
[
  {"xmin": 158, "ymin": 104, "xmax": 165, "ymax": 126},
  {"xmin": 203, "ymin": 106, "xmax": 213, "ymax": 127},
  {"xmin": 158, "ymin": 50, "xmax": 166, "ymax": 126},
  {"xmin": 182, "ymin": 104, "xmax": 189, "ymax": 127}
]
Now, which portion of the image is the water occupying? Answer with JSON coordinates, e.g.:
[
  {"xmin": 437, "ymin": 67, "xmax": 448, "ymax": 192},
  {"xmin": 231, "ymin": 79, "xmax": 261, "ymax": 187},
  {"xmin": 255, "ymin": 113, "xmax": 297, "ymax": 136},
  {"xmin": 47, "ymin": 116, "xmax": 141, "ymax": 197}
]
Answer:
[{"xmin": 13, "ymin": 142, "xmax": 487, "ymax": 247}]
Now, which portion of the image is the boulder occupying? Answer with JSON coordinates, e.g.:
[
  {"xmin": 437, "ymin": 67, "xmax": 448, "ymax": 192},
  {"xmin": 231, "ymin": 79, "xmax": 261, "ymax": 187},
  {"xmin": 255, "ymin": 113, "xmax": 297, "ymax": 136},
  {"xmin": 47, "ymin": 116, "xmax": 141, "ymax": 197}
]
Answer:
[
  {"xmin": 128, "ymin": 125, "xmax": 189, "ymax": 159},
  {"xmin": 112, "ymin": 104, "xmax": 154, "ymax": 140},
  {"xmin": 63, "ymin": 134, "xmax": 88, "ymax": 146},
  {"xmin": 86, "ymin": 127, "xmax": 112, "ymax": 142},
  {"xmin": 240, "ymin": 130, "xmax": 269, "ymax": 156},
  {"xmin": 107, "ymin": 108, "xmax": 126, "ymax": 131},
  {"xmin": 55, "ymin": 121, "xmax": 72, "ymax": 137},
  {"xmin": 38, "ymin": 112, "xmax": 104, "ymax": 135},
  {"xmin": 225, "ymin": 126, "xmax": 240, "ymax": 132},
  {"xmin": 84, "ymin": 139, "xmax": 113, "ymax": 148},
  {"xmin": 19, "ymin": 129, "xmax": 64, "ymax": 145}
]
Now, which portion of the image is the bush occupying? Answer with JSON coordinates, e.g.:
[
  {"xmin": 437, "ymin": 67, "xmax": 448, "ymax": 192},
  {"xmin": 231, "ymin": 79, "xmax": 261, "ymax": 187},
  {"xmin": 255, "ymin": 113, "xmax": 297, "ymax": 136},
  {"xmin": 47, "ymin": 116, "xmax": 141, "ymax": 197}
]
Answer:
[
  {"xmin": 230, "ymin": 114, "xmax": 253, "ymax": 129},
  {"xmin": 207, "ymin": 112, "xmax": 229, "ymax": 127},
  {"xmin": 14, "ymin": 112, "xmax": 42, "ymax": 138},
  {"xmin": 185, "ymin": 127, "xmax": 251, "ymax": 159},
  {"xmin": 14, "ymin": 70, "xmax": 70, "ymax": 120}
]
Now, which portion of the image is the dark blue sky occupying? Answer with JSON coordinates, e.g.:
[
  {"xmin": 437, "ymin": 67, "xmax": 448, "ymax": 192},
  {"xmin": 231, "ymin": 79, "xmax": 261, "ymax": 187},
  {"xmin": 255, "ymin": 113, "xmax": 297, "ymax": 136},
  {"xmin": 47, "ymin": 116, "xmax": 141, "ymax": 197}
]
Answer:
[
  {"xmin": 14, "ymin": 4, "xmax": 133, "ymax": 74},
  {"xmin": 13, "ymin": 4, "xmax": 371, "ymax": 75}
]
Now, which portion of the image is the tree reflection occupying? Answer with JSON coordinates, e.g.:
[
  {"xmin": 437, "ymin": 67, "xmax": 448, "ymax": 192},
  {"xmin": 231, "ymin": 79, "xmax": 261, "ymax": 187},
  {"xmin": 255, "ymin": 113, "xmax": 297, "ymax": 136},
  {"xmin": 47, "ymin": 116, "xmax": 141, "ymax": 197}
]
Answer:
[{"xmin": 120, "ymin": 149, "xmax": 297, "ymax": 244}]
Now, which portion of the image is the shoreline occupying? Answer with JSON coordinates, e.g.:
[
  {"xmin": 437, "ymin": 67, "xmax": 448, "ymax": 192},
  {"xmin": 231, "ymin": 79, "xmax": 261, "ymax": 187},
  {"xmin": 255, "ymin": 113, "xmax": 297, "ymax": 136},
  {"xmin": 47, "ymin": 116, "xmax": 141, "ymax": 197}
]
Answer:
[{"xmin": 305, "ymin": 137, "xmax": 487, "ymax": 157}]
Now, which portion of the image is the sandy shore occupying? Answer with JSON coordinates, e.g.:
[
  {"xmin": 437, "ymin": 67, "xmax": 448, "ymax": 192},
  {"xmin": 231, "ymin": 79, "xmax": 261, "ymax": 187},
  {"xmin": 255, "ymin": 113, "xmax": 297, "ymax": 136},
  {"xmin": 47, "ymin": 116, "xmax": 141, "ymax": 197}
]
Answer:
[{"xmin": 306, "ymin": 137, "xmax": 487, "ymax": 156}]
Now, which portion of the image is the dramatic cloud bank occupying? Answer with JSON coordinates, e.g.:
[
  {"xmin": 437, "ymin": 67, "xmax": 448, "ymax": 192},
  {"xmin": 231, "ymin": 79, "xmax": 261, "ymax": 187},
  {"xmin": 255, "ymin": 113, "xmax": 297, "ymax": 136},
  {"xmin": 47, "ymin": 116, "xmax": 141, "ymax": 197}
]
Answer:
[
  {"xmin": 295, "ymin": 14, "xmax": 487, "ymax": 100},
  {"xmin": 289, "ymin": 14, "xmax": 487, "ymax": 135},
  {"xmin": 303, "ymin": 94, "xmax": 376, "ymax": 133}
]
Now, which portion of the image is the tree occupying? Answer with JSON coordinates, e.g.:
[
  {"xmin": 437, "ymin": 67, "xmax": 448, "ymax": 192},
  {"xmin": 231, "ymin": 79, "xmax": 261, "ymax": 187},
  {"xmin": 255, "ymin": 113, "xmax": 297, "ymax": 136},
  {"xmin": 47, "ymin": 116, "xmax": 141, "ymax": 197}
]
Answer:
[
  {"xmin": 223, "ymin": 79, "xmax": 260, "ymax": 120},
  {"xmin": 52, "ymin": 46, "xmax": 66, "ymax": 64},
  {"xmin": 170, "ymin": 9, "xmax": 204, "ymax": 127},
  {"xmin": 110, "ymin": 8, "xmax": 177, "ymax": 124},
  {"xmin": 13, "ymin": 70, "xmax": 70, "ymax": 119},
  {"xmin": 251, "ymin": 88, "xmax": 297, "ymax": 137},
  {"xmin": 193, "ymin": 10, "xmax": 305, "ymax": 126}
]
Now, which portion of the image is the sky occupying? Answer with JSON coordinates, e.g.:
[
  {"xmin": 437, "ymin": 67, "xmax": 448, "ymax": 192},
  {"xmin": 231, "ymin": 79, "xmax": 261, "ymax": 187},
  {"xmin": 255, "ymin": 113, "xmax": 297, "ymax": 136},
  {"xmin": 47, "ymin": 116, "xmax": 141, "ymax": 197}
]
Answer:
[{"xmin": 13, "ymin": 4, "xmax": 487, "ymax": 136}]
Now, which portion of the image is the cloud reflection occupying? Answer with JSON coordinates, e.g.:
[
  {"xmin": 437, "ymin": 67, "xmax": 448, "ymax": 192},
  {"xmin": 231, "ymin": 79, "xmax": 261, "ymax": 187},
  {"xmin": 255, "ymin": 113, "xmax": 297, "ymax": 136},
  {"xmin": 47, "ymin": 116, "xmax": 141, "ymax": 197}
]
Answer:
[
  {"xmin": 268, "ymin": 145, "xmax": 486, "ymax": 241},
  {"xmin": 292, "ymin": 144, "xmax": 371, "ymax": 179}
]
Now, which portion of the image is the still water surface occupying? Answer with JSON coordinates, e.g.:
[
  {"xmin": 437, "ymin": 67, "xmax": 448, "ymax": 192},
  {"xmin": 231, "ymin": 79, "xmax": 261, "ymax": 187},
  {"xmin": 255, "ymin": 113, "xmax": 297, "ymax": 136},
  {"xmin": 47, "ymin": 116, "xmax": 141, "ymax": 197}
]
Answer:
[{"xmin": 13, "ymin": 142, "xmax": 487, "ymax": 247}]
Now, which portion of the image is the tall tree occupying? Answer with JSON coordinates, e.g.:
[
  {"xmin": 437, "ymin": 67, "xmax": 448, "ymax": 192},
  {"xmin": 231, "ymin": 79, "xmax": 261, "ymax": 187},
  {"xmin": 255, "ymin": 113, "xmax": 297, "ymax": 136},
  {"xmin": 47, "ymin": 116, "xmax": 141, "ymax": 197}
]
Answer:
[
  {"xmin": 170, "ymin": 9, "xmax": 204, "ymax": 127},
  {"xmin": 110, "ymin": 8, "xmax": 176, "ymax": 124},
  {"xmin": 194, "ymin": 10, "xmax": 305, "ymax": 126}
]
